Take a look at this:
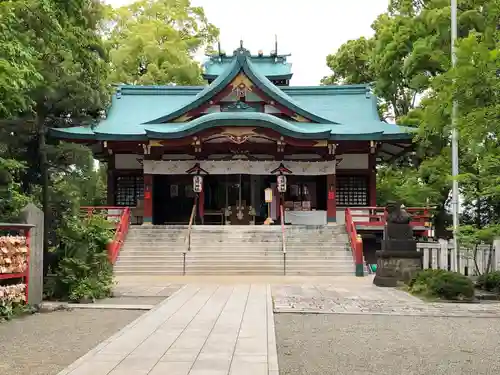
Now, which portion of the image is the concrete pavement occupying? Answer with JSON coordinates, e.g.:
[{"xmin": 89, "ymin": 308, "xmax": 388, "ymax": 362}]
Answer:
[{"xmin": 58, "ymin": 284, "xmax": 278, "ymax": 375}]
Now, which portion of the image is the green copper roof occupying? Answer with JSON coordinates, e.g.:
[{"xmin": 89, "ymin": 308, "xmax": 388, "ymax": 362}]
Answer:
[
  {"xmin": 146, "ymin": 112, "xmax": 333, "ymax": 139},
  {"xmin": 145, "ymin": 47, "xmax": 334, "ymax": 125},
  {"xmin": 203, "ymin": 53, "xmax": 292, "ymax": 80},
  {"xmin": 51, "ymin": 110, "xmax": 411, "ymax": 142},
  {"xmin": 49, "ymin": 46, "xmax": 413, "ymax": 142}
]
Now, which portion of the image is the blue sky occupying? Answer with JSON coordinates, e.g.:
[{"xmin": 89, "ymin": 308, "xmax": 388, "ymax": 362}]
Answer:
[{"xmin": 106, "ymin": 0, "xmax": 389, "ymax": 85}]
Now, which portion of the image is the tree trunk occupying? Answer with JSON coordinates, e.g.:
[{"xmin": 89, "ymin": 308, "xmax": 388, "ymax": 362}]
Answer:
[{"xmin": 36, "ymin": 108, "xmax": 50, "ymax": 276}]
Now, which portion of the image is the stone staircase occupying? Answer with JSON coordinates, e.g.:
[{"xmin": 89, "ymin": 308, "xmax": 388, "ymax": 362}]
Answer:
[{"xmin": 114, "ymin": 225, "xmax": 356, "ymax": 276}]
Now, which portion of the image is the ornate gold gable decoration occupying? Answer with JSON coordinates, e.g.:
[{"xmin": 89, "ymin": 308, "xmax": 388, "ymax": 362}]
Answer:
[
  {"xmin": 219, "ymin": 127, "xmax": 257, "ymax": 144},
  {"xmin": 230, "ymin": 73, "xmax": 254, "ymax": 98},
  {"xmin": 291, "ymin": 113, "xmax": 309, "ymax": 123},
  {"xmin": 173, "ymin": 113, "xmax": 194, "ymax": 123}
]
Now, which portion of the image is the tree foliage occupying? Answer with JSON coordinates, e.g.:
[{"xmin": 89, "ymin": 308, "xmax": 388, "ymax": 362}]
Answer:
[
  {"xmin": 106, "ymin": 0, "xmax": 219, "ymax": 85},
  {"xmin": 0, "ymin": 0, "xmax": 219, "ymax": 278},
  {"xmin": 323, "ymin": 0, "xmax": 500, "ymax": 238}
]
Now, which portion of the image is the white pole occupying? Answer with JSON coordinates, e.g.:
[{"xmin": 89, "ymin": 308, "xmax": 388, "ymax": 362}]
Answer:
[{"xmin": 451, "ymin": 0, "xmax": 460, "ymax": 259}]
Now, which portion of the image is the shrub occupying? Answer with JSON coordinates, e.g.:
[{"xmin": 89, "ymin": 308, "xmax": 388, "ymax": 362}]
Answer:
[
  {"xmin": 407, "ymin": 268, "xmax": 448, "ymax": 288},
  {"xmin": 408, "ymin": 269, "xmax": 475, "ymax": 301},
  {"xmin": 427, "ymin": 271, "xmax": 474, "ymax": 300},
  {"xmin": 476, "ymin": 271, "xmax": 500, "ymax": 292},
  {"xmin": 46, "ymin": 214, "xmax": 115, "ymax": 302}
]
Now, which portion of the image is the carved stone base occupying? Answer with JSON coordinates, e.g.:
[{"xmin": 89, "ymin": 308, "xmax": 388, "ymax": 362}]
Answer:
[{"xmin": 373, "ymin": 250, "xmax": 423, "ymax": 287}]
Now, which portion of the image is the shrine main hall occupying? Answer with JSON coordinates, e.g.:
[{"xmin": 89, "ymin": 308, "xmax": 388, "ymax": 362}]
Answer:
[{"xmin": 52, "ymin": 44, "xmax": 412, "ymax": 226}]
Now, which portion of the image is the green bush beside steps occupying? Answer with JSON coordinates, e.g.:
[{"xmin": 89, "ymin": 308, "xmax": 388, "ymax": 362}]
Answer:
[{"xmin": 406, "ymin": 269, "xmax": 475, "ymax": 301}]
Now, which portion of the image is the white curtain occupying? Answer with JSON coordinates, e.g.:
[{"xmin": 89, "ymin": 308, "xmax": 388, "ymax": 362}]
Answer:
[{"xmin": 143, "ymin": 160, "xmax": 336, "ymax": 175}]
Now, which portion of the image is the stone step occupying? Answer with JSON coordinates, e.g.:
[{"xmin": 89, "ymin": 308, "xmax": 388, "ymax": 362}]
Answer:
[
  {"xmin": 118, "ymin": 250, "xmax": 352, "ymax": 256},
  {"xmin": 116, "ymin": 258, "xmax": 354, "ymax": 265},
  {"xmin": 128, "ymin": 229, "xmax": 346, "ymax": 234},
  {"xmin": 124, "ymin": 238, "xmax": 348, "ymax": 244},
  {"xmin": 113, "ymin": 269, "xmax": 354, "ymax": 276},
  {"xmin": 113, "ymin": 264, "xmax": 354, "ymax": 272},
  {"xmin": 121, "ymin": 243, "xmax": 349, "ymax": 249},
  {"xmin": 119, "ymin": 224, "xmax": 353, "ymax": 276},
  {"xmin": 121, "ymin": 245, "xmax": 349, "ymax": 250},
  {"xmin": 117, "ymin": 249, "xmax": 353, "ymax": 255},
  {"xmin": 118, "ymin": 252, "xmax": 351, "ymax": 258}
]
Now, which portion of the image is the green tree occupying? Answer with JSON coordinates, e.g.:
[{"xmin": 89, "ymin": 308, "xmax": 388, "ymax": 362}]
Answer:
[
  {"xmin": 0, "ymin": 0, "xmax": 111, "ymax": 269},
  {"xmin": 321, "ymin": 37, "xmax": 374, "ymax": 85},
  {"xmin": 0, "ymin": 157, "xmax": 31, "ymax": 222},
  {"xmin": 323, "ymin": 0, "xmax": 500, "ymax": 237},
  {"xmin": 106, "ymin": 0, "xmax": 219, "ymax": 85}
]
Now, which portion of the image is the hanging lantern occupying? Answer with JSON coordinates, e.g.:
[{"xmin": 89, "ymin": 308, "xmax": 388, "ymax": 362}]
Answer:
[
  {"xmin": 193, "ymin": 175, "xmax": 203, "ymax": 193},
  {"xmin": 277, "ymin": 175, "xmax": 287, "ymax": 193}
]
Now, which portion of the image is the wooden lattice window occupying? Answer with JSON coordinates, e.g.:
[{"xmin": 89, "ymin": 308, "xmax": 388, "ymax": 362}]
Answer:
[
  {"xmin": 115, "ymin": 175, "xmax": 144, "ymax": 207},
  {"xmin": 336, "ymin": 175, "xmax": 368, "ymax": 206}
]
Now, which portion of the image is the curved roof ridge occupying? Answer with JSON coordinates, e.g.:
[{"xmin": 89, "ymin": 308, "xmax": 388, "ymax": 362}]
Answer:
[
  {"xmin": 144, "ymin": 47, "xmax": 337, "ymax": 125},
  {"xmin": 241, "ymin": 56, "xmax": 336, "ymax": 124},
  {"xmin": 144, "ymin": 112, "xmax": 333, "ymax": 139}
]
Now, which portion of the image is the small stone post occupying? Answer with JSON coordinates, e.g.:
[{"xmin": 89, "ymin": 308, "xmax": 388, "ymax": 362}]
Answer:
[
  {"xmin": 494, "ymin": 238, "xmax": 500, "ymax": 272},
  {"xmin": 20, "ymin": 203, "xmax": 44, "ymax": 306}
]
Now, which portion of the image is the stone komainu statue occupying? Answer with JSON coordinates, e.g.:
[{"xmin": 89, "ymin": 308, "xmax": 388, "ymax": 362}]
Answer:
[{"xmin": 385, "ymin": 202, "xmax": 413, "ymax": 240}]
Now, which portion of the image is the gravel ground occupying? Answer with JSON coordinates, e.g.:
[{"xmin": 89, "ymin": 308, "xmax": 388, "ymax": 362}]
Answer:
[
  {"xmin": 275, "ymin": 313, "xmax": 500, "ymax": 375},
  {"xmin": 0, "ymin": 309, "xmax": 143, "ymax": 375}
]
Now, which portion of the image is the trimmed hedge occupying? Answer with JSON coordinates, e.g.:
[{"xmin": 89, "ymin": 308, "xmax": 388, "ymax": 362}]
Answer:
[
  {"xmin": 476, "ymin": 271, "xmax": 500, "ymax": 292},
  {"xmin": 407, "ymin": 269, "xmax": 475, "ymax": 301}
]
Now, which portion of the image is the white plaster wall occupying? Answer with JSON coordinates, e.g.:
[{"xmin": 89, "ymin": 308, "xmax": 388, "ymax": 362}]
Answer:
[
  {"xmin": 204, "ymin": 105, "xmax": 221, "ymax": 113},
  {"xmin": 115, "ymin": 154, "xmax": 143, "ymax": 169},
  {"xmin": 336, "ymin": 208, "xmax": 370, "ymax": 225},
  {"xmin": 162, "ymin": 154, "xmax": 195, "ymax": 160},
  {"xmin": 336, "ymin": 209, "xmax": 346, "ymax": 225},
  {"xmin": 284, "ymin": 154, "xmax": 321, "ymax": 160},
  {"xmin": 336, "ymin": 154, "xmax": 369, "ymax": 169},
  {"xmin": 264, "ymin": 105, "xmax": 280, "ymax": 114}
]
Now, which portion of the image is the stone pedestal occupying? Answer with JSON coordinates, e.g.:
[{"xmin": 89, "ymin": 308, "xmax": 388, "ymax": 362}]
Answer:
[{"xmin": 373, "ymin": 239, "xmax": 423, "ymax": 287}]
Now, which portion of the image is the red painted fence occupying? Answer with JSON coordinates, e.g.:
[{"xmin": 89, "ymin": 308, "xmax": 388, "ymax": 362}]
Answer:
[
  {"xmin": 345, "ymin": 207, "xmax": 432, "ymax": 276},
  {"xmin": 80, "ymin": 206, "xmax": 131, "ymax": 264}
]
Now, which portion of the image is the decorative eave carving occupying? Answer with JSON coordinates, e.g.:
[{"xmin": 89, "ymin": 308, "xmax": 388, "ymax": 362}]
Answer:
[
  {"xmin": 142, "ymin": 143, "xmax": 151, "ymax": 155},
  {"xmin": 192, "ymin": 136, "xmax": 202, "ymax": 153},
  {"xmin": 328, "ymin": 143, "xmax": 337, "ymax": 155},
  {"xmin": 277, "ymin": 136, "xmax": 286, "ymax": 153}
]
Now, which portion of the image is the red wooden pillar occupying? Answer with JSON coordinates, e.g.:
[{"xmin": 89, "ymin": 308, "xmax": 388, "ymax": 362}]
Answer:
[
  {"xmin": 143, "ymin": 174, "xmax": 153, "ymax": 225},
  {"xmin": 369, "ymin": 153, "xmax": 377, "ymax": 207},
  {"xmin": 327, "ymin": 174, "xmax": 336, "ymax": 223}
]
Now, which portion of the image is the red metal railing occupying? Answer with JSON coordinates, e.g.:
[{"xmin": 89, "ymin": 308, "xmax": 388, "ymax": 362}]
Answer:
[
  {"xmin": 345, "ymin": 209, "xmax": 364, "ymax": 277},
  {"xmin": 346, "ymin": 207, "xmax": 431, "ymax": 229},
  {"xmin": 80, "ymin": 206, "xmax": 131, "ymax": 264},
  {"xmin": 344, "ymin": 207, "xmax": 433, "ymax": 277},
  {"xmin": 0, "ymin": 224, "xmax": 33, "ymax": 303}
]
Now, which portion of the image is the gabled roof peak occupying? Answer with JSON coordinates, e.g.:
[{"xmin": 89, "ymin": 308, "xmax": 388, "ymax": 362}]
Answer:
[
  {"xmin": 204, "ymin": 42, "xmax": 292, "ymax": 81},
  {"xmin": 146, "ymin": 51, "xmax": 334, "ymax": 125}
]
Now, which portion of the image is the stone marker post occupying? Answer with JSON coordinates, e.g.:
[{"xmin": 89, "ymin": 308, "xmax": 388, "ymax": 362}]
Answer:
[{"xmin": 20, "ymin": 203, "xmax": 44, "ymax": 306}]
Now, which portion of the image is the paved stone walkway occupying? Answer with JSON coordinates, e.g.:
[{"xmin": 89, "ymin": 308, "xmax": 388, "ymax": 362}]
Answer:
[
  {"xmin": 58, "ymin": 284, "xmax": 278, "ymax": 375},
  {"xmin": 273, "ymin": 277, "xmax": 500, "ymax": 317}
]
